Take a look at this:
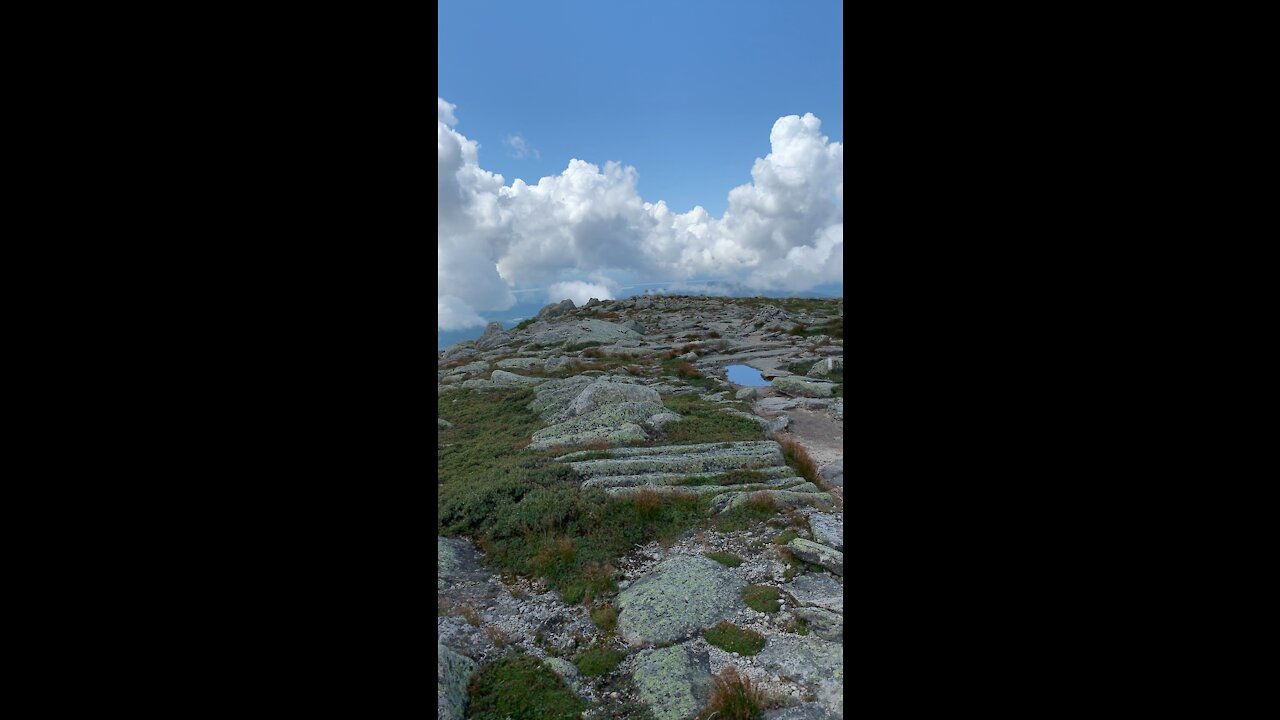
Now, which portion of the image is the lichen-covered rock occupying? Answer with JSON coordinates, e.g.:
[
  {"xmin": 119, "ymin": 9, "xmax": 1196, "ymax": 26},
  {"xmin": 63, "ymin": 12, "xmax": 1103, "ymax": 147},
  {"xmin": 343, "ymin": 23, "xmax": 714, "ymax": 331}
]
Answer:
[
  {"xmin": 785, "ymin": 573, "xmax": 844, "ymax": 613},
  {"xmin": 773, "ymin": 376, "xmax": 836, "ymax": 398},
  {"xmin": 531, "ymin": 318, "xmax": 644, "ymax": 348},
  {"xmin": 805, "ymin": 357, "xmax": 844, "ymax": 378},
  {"xmin": 644, "ymin": 412, "xmax": 683, "ymax": 433},
  {"xmin": 437, "ymin": 643, "xmax": 477, "ymax": 720},
  {"xmin": 807, "ymin": 512, "xmax": 842, "ymax": 551},
  {"xmin": 756, "ymin": 635, "xmax": 843, "ymax": 718},
  {"xmin": 489, "ymin": 370, "xmax": 546, "ymax": 387},
  {"xmin": 541, "ymin": 656, "xmax": 582, "ymax": 694},
  {"xmin": 438, "ymin": 418, "xmax": 453, "ymax": 429},
  {"xmin": 617, "ymin": 555, "xmax": 747, "ymax": 646},
  {"xmin": 567, "ymin": 441, "xmax": 784, "ymax": 479},
  {"xmin": 439, "ymin": 341, "xmax": 476, "ymax": 363},
  {"xmin": 631, "ymin": 643, "xmax": 712, "ymax": 720},
  {"xmin": 529, "ymin": 375, "xmax": 597, "ymax": 419},
  {"xmin": 793, "ymin": 606, "xmax": 843, "ymax": 642},
  {"xmin": 786, "ymin": 539, "xmax": 843, "ymax": 576},
  {"xmin": 764, "ymin": 703, "xmax": 840, "ymax": 720},
  {"xmin": 709, "ymin": 488, "xmax": 833, "ymax": 514},
  {"xmin": 736, "ymin": 387, "xmax": 759, "ymax": 400},
  {"xmin": 459, "ymin": 378, "xmax": 494, "ymax": 390},
  {"xmin": 438, "ymin": 536, "xmax": 484, "ymax": 589},
  {"xmin": 562, "ymin": 381, "xmax": 662, "ymax": 419},
  {"xmin": 529, "ymin": 401, "xmax": 666, "ymax": 449}
]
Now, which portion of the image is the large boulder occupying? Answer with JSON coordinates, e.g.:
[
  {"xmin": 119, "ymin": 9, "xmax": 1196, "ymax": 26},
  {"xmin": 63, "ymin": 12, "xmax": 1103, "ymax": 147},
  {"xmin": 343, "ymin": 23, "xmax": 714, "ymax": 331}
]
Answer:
[
  {"xmin": 631, "ymin": 643, "xmax": 713, "ymax": 720},
  {"xmin": 562, "ymin": 381, "xmax": 662, "ymax": 419},
  {"xmin": 474, "ymin": 321, "xmax": 512, "ymax": 351},
  {"xmin": 537, "ymin": 298, "xmax": 577, "ymax": 319},
  {"xmin": 616, "ymin": 555, "xmax": 746, "ymax": 646},
  {"xmin": 773, "ymin": 376, "xmax": 836, "ymax": 398},
  {"xmin": 437, "ymin": 643, "xmax": 477, "ymax": 720},
  {"xmin": 529, "ymin": 402, "xmax": 664, "ymax": 449}
]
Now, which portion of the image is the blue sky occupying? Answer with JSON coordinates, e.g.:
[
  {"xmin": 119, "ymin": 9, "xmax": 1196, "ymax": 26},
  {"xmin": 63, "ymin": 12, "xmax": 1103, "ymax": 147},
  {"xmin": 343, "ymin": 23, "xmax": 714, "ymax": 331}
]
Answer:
[{"xmin": 439, "ymin": 0, "xmax": 843, "ymax": 347}]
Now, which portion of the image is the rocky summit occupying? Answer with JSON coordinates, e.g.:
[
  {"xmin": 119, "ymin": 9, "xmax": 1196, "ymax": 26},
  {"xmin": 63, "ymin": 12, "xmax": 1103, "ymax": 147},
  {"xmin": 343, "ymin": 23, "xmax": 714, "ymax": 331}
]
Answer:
[{"xmin": 439, "ymin": 295, "xmax": 843, "ymax": 719}]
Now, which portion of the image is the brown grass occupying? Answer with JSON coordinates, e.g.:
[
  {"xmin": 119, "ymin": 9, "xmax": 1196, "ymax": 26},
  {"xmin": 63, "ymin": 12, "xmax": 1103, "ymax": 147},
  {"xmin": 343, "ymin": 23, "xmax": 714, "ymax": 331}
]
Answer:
[
  {"xmin": 776, "ymin": 436, "xmax": 820, "ymax": 487},
  {"xmin": 633, "ymin": 488, "xmax": 663, "ymax": 517},
  {"xmin": 675, "ymin": 361, "xmax": 700, "ymax": 379},
  {"xmin": 698, "ymin": 666, "xmax": 773, "ymax": 720}
]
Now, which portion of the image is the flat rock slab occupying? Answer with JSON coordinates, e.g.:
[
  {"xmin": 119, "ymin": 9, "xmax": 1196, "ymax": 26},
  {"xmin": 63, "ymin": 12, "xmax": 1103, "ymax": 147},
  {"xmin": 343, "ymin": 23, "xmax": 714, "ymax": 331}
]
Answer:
[
  {"xmin": 438, "ymin": 536, "xmax": 486, "ymax": 589},
  {"xmin": 793, "ymin": 606, "xmax": 843, "ymax": 642},
  {"xmin": 616, "ymin": 555, "xmax": 747, "ymax": 646},
  {"xmin": 764, "ymin": 704, "xmax": 841, "ymax": 720},
  {"xmin": 489, "ymin": 369, "xmax": 546, "ymax": 386},
  {"xmin": 787, "ymin": 538, "xmax": 844, "ymax": 576},
  {"xmin": 437, "ymin": 643, "xmax": 477, "ymax": 720},
  {"xmin": 807, "ymin": 512, "xmax": 843, "ymax": 551},
  {"xmin": 756, "ymin": 635, "xmax": 844, "ymax": 718},
  {"xmin": 819, "ymin": 459, "xmax": 843, "ymax": 488},
  {"xmin": 785, "ymin": 573, "xmax": 844, "ymax": 613},
  {"xmin": 773, "ymin": 376, "xmax": 836, "ymax": 398},
  {"xmin": 630, "ymin": 643, "xmax": 712, "ymax": 720}
]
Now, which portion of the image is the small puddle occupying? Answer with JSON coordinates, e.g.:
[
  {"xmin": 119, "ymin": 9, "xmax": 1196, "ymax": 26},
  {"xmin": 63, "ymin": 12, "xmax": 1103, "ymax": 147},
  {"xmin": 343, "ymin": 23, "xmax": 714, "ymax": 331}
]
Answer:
[{"xmin": 726, "ymin": 364, "xmax": 772, "ymax": 387}]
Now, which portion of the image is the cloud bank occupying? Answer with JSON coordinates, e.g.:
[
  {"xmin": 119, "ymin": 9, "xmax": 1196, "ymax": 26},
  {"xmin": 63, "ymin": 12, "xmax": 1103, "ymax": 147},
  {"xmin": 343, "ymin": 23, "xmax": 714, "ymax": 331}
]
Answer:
[{"xmin": 438, "ymin": 98, "xmax": 842, "ymax": 330}]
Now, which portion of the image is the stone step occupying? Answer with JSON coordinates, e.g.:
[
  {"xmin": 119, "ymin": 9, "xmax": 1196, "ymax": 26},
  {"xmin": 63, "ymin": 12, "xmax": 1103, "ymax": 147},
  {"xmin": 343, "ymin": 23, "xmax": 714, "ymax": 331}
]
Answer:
[
  {"xmin": 602, "ymin": 477, "xmax": 809, "ymax": 498},
  {"xmin": 565, "ymin": 441, "xmax": 785, "ymax": 479},
  {"xmin": 580, "ymin": 465, "xmax": 795, "ymax": 489},
  {"xmin": 556, "ymin": 440, "xmax": 780, "ymax": 461}
]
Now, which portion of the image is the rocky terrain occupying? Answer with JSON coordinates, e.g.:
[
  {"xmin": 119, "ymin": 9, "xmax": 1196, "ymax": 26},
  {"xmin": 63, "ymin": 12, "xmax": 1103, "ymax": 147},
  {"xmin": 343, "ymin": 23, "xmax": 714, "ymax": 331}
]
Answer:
[{"xmin": 438, "ymin": 295, "xmax": 843, "ymax": 719}]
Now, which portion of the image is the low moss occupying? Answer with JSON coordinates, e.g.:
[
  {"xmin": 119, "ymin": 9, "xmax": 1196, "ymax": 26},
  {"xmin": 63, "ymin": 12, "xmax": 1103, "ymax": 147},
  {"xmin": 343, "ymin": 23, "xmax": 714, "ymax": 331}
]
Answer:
[
  {"xmin": 742, "ymin": 585, "xmax": 781, "ymax": 613},
  {"xmin": 704, "ymin": 551, "xmax": 744, "ymax": 567},
  {"xmin": 591, "ymin": 604, "xmax": 618, "ymax": 633},
  {"xmin": 468, "ymin": 652, "xmax": 587, "ymax": 720},
  {"xmin": 773, "ymin": 528, "xmax": 799, "ymax": 546},
  {"xmin": 704, "ymin": 621, "xmax": 765, "ymax": 655},
  {"xmin": 575, "ymin": 646, "xmax": 626, "ymax": 677}
]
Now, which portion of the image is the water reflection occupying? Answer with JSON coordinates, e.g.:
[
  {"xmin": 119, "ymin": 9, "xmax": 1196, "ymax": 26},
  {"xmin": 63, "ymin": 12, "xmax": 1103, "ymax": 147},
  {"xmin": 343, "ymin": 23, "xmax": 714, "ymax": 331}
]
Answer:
[{"xmin": 725, "ymin": 364, "xmax": 771, "ymax": 387}]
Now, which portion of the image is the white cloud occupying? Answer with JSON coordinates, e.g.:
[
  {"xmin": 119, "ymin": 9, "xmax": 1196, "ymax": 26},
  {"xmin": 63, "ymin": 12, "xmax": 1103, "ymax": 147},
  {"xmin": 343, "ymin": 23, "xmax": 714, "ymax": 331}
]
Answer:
[
  {"xmin": 438, "ymin": 295, "xmax": 487, "ymax": 331},
  {"xmin": 437, "ymin": 98, "xmax": 842, "ymax": 329},
  {"xmin": 547, "ymin": 280, "xmax": 615, "ymax": 306},
  {"xmin": 504, "ymin": 134, "xmax": 540, "ymax": 160}
]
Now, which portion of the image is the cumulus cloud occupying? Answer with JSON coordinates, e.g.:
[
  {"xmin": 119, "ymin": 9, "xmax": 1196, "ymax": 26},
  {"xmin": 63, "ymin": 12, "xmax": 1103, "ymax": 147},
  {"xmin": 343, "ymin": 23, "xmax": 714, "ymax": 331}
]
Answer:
[
  {"xmin": 437, "ymin": 98, "xmax": 842, "ymax": 331},
  {"xmin": 504, "ymin": 134, "xmax": 540, "ymax": 160},
  {"xmin": 547, "ymin": 280, "xmax": 615, "ymax": 306},
  {"xmin": 438, "ymin": 295, "xmax": 487, "ymax": 330}
]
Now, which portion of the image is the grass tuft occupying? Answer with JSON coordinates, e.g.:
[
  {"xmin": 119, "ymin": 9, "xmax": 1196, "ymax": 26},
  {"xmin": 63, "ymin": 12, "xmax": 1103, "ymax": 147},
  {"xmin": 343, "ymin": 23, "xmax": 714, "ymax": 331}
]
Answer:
[
  {"xmin": 696, "ymin": 666, "xmax": 773, "ymax": 720},
  {"xmin": 704, "ymin": 621, "xmax": 765, "ymax": 655},
  {"xmin": 704, "ymin": 551, "xmax": 744, "ymax": 567},
  {"xmin": 575, "ymin": 646, "xmax": 626, "ymax": 676},
  {"xmin": 742, "ymin": 585, "xmax": 781, "ymax": 613}
]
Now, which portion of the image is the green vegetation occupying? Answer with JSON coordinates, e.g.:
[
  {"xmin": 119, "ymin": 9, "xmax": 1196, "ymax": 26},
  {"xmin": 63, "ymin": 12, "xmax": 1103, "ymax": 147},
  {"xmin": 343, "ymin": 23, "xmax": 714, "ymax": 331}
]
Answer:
[
  {"xmin": 715, "ymin": 493, "xmax": 779, "ymax": 532},
  {"xmin": 590, "ymin": 604, "xmax": 618, "ymax": 633},
  {"xmin": 575, "ymin": 645, "xmax": 626, "ymax": 676},
  {"xmin": 659, "ymin": 394, "xmax": 763, "ymax": 445},
  {"xmin": 773, "ymin": 528, "xmax": 798, "ymax": 545},
  {"xmin": 704, "ymin": 551, "xmax": 744, "ymax": 567},
  {"xmin": 439, "ymin": 388, "xmax": 710, "ymax": 604},
  {"xmin": 742, "ymin": 585, "xmax": 781, "ymax": 613},
  {"xmin": 786, "ymin": 616, "xmax": 810, "ymax": 635},
  {"xmin": 467, "ymin": 652, "xmax": 587, "ymax": 720},
  {"xmin": 697, "ymin": 666, "xmax": 773, "ymax": 720},
  {"xmin": 514, "ymin": 318, "xmax": 535, "ymax": 330},
  {"xmin": 704, "ymin": 621, "xmax": 765, "ymax": 655}
]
